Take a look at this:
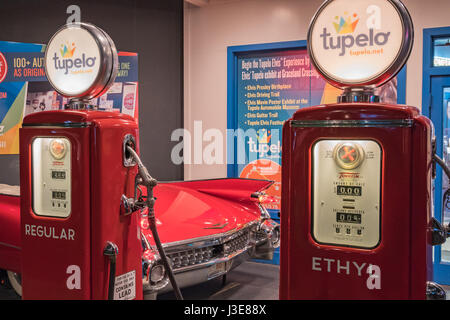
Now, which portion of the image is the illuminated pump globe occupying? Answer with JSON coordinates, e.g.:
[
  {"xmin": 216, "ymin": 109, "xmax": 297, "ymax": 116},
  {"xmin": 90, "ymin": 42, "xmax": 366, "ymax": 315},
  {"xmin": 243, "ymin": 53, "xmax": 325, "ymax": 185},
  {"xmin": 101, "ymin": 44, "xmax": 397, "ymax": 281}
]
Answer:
[
  {"xmin": 307, "ymin": 0, "xmax": 413, "ymax": 90},
  {"xmin": 44, "ymin": 22, "xmax": 119, "ymax": 100}
]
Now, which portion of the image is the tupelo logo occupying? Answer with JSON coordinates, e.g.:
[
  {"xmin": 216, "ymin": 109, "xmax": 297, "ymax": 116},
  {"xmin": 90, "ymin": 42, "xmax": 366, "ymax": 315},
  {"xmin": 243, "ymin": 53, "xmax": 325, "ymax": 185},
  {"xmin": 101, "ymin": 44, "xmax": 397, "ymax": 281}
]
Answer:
[
  {"xmin": 320, "ymin": 5, "xmax": 390, "ymax": 56},
  {"xmin": 51, "ymin": 41, "xmax": 97, "ymax": 75},
  {"xmin": 60, "ymin": 42, "xmax": 76, "ymax": 58},
  {"xmin": 333, "ymin": 13, "xmax": 359, "ymax": 34},
  {"xmin": 248, "ymin": 129, "xmax": 281, "ymax": 157}
]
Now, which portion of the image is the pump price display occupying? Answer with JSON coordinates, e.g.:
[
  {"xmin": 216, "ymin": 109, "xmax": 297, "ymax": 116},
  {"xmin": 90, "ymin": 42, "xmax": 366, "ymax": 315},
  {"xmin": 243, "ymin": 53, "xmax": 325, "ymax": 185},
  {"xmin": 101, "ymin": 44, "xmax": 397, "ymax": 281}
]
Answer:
[
  {"xmin": 51, "ymin": 170, "xmax": 66, "ymax": 179},
  {"xmin": 336, "ymin": 185, "xmax": 362, "ymax": 196},
  {"xmin": 52, "ymin": 191, "xmax": 66, "ymax": 200},
  {"xmin": 336, "ymin": 212, "xmax": 362, "ymax": 224}
]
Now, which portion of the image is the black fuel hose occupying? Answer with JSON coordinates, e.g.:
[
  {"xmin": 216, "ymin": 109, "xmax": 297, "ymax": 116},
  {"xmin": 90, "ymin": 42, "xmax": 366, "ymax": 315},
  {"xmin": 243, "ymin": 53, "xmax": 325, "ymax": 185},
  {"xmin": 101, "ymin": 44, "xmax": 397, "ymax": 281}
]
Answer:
[
  {"xmin": 126, "ymin": 146, "xmax": 184, "ymax": 300},
  {"xmin": 103, "ymin": 241, "xmax": 118, "ymax": 300}
]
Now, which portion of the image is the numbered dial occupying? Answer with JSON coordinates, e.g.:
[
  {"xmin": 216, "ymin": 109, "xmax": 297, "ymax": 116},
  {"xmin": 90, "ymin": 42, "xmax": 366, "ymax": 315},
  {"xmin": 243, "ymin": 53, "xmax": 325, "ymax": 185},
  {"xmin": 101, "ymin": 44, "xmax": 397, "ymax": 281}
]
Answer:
[{"xmin": 333, "ymin": 142, "xmax": 365, "ymax": 170}]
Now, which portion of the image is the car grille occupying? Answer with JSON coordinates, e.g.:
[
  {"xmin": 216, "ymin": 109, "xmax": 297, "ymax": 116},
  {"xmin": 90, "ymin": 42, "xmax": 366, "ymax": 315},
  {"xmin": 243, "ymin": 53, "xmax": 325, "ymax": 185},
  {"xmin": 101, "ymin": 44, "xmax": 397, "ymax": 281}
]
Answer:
[
  {"xmin": 223, "ymin": 228, "xmax": 250, "ymax": 255},
  {"xmin": 169, "ymin": 246, "xmax": 222, "ymax": 269},
  {"xmin": 255, "ymin": 230, "xmax": 268, "ymax": 243},
  {"xmin": 166, "ymin": 226, "xmax": 254, "ymax": 270}
]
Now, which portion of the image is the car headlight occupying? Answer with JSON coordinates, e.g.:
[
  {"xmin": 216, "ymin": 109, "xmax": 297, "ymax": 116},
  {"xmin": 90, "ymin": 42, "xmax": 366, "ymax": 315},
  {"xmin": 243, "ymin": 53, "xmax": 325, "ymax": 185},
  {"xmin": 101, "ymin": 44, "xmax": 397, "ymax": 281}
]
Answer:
[
  {"xmin": 271, "ymin": 226, "xmax": 281, "ymax": 248},
  {"xmin": 142, "ymin": 249, "xmax": 170, "ymax": 292},
  {"xmin": 149, "ymin": 263, "xmax": 166, "ymax": 283}
]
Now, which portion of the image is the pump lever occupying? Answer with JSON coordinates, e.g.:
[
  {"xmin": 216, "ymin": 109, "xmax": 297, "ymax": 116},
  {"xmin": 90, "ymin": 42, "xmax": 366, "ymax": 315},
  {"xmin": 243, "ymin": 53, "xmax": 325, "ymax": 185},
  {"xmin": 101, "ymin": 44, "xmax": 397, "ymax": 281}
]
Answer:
[{"xmin": 120, "ymin": 195, "xmax": 137, "ymax": 216}]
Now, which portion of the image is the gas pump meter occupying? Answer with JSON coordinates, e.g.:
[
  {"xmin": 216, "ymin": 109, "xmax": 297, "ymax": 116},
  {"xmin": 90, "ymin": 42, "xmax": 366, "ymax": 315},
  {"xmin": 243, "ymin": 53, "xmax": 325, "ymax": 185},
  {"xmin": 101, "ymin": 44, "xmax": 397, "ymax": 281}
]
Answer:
[
  {"xmin": 280, "ymin": 0, "xmax": 448, "ymax": 300},
  {"xmin": 32, "ymin": 137, "xmax": 72, "ymax": 218},
  {"xmin": 312, "ymin": 140, "xmax": 382, "ymax": 249}
]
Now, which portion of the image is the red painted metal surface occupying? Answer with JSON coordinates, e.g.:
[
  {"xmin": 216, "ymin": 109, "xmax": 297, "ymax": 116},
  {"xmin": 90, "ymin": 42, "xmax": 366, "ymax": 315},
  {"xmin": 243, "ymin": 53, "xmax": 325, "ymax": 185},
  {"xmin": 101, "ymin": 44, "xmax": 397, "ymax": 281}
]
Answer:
[
  {"xmin": 0, "ymin": 178, "xmax": 270, "ymax": 277},
  {"xmin": 140, "ymin": 179, "xmax": 271, "ymax": 246},
  {"xmin": 279, "ymin": 103, "xmax": 432, "ymax": 300},
  {"xmin": 19, "ymin": 110, "xmax": 142, "ymax": 300},
  {"xmin": 0, "ymin": 122, "xmax": 270, "ymax": 298},
  {"xmin": 0, "ymin": 194, "xmax": 21, "ymax": 273}
]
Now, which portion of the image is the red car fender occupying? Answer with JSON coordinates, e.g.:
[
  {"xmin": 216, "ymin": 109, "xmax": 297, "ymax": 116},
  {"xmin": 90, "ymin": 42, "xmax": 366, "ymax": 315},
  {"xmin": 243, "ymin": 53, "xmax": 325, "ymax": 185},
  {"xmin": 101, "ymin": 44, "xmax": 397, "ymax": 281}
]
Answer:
[{"xmin": 0, "ymin": 194, "xmax": 21, "ymax": 273}]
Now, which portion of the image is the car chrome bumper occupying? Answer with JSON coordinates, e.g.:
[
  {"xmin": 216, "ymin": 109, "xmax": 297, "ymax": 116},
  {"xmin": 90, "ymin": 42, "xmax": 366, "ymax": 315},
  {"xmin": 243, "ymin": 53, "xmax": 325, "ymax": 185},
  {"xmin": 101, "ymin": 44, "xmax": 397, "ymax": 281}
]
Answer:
[
  {"xmin": 142, "ymin": 218, "xmax": 280, "ymax": 298},
  {"xmin": 144, "ymin": 245, "xmax": 252, "ymax": 297}
]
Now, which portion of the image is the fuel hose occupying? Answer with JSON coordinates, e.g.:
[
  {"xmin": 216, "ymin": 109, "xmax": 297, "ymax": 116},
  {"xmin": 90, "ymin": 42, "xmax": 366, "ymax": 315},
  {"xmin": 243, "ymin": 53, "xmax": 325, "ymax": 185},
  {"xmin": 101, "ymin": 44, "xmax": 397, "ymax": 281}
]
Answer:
[
  {"xmin": 126, "ymin": 146, "xmax": 184, "ymax": 300},
  {"xmin": 103, "ymin": 241, "xmax": 118, "ymax": 300}
]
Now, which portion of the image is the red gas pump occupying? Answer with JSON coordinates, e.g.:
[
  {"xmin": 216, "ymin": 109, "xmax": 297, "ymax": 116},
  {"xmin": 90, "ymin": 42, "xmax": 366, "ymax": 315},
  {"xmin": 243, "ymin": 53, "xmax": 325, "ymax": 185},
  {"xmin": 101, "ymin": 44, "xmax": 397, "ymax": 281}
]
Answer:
[
  {"xmin": 19, "ymin": 23, "xmax": 146, "ymax": 300},
  {"xmin": 280, "ymin": 0, "xmax": 448, "ymax": 300}
]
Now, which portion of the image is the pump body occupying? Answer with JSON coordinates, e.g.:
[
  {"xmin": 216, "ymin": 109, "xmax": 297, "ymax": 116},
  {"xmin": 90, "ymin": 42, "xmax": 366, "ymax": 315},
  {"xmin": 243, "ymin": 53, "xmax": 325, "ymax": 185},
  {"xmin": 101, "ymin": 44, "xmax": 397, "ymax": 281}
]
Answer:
[
  {"xmin": 279, "ymin": 103, "xmax": 433, "ymax": 299},
  {"xmin": 19, "ymin": 110, "xmax": 143, "ymax": 300}
]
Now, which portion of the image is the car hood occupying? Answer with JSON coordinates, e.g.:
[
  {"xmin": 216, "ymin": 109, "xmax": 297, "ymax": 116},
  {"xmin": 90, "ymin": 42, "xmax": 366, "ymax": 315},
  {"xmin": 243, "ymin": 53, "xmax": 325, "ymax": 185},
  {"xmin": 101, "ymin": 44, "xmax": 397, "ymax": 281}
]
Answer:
[{"xmin": 140, "ymin": 178, "xmax": 273, "ymax": 246}]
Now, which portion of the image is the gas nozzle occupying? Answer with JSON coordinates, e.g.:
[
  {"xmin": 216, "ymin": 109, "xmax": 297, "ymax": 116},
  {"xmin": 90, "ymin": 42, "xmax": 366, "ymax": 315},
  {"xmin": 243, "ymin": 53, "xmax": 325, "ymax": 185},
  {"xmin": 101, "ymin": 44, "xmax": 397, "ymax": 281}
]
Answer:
[{"xmin": 126, "ymin": 145, "xmax": 157, "ymax": 188}]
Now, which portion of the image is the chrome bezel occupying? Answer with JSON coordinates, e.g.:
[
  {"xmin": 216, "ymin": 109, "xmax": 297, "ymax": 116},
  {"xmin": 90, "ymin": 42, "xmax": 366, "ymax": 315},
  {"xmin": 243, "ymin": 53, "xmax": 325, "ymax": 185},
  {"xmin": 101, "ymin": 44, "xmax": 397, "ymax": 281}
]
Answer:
[
  {"xmin": 149, "ymin": 263, "xmax": 166, "ymax": 284},
  {"xmin": 307, "ymin": 0, "xmax": 414, "ymax": 90},
  {"xmin": 332, "ymin": 142, "xmax": 365, "ymax": 170}
]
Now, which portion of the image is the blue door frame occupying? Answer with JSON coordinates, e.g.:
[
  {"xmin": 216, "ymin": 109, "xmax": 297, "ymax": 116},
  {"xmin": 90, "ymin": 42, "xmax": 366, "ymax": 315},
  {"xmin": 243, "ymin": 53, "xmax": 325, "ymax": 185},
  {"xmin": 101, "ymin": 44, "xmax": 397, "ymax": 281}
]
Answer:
[{"xmin": 422, "ymin": 26, "xmax": 450, "ymax": 284}]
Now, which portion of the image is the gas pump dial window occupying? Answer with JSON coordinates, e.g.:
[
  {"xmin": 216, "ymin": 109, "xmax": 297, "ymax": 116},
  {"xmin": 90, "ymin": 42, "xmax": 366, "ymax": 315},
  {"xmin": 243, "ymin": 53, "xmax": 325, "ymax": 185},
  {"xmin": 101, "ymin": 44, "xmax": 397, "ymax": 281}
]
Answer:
[
  {"xmin": 32, "ymin": 137, "xmax": 71, "ymax": 218},
  {"xmin": 312, "ymin": 139, "xmax": 382, "ymax": 249}
]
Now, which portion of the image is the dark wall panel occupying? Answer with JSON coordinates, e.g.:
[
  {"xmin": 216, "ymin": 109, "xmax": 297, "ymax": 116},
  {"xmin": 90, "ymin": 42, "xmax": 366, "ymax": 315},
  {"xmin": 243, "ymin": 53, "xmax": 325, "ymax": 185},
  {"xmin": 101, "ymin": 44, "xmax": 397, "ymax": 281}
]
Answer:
[{"xmin": 0, "ymin": 0, "xmax": 183, "ymax": 184}]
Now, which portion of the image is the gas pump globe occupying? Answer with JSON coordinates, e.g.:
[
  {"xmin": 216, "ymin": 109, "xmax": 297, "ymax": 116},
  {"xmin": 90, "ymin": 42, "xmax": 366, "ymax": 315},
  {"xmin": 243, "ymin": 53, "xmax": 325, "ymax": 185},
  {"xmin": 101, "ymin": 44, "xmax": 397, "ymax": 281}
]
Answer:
[
  {"xmin": 280, "ymin": 0, "xmax": 450, "ymax": 300},
  {"xmin": 44, "ymin": 23, "xmax": 118, "ymax": 108},
  {"xmin": 18, "ymin": 22, "xmax": 184, "ymax": 300}
]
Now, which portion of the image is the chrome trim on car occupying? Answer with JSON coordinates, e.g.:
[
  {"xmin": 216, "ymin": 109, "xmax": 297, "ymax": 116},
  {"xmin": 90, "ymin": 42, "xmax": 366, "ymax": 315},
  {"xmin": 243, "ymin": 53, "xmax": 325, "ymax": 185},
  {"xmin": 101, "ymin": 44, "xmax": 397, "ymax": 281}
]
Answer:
[
  {"xmin": 153, "ymin": 248, "xmax": 252, "ymax": 297},
  {"xmin": 142, "ymin": 256, "xmax": 170, "ymax": 293},
  {"xmin": 161, "ymin": 220, "xmax": 259, "ymax": 250},
  {"xmin": 258, "ymin": 203, "xmax": 271, "ymax": 220},
  {"xmin": 141, "ymin": 217, "xmax": 280, "ymax": 297},
  {"xmin": 203, "ymin": 222, "xmax": 229, "ymax": 229}
]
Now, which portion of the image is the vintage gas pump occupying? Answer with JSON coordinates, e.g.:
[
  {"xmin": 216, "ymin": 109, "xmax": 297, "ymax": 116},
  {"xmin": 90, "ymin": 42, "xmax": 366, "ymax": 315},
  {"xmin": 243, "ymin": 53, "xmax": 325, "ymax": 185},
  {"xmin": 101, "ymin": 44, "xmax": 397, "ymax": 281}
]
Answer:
[
  {"xmin": 17, "ymin": 23, "xmax": 180, "ymax": 300},
  {"xmin": 280, "ymin": 0, "xmax": 450, "ymax": 300}
]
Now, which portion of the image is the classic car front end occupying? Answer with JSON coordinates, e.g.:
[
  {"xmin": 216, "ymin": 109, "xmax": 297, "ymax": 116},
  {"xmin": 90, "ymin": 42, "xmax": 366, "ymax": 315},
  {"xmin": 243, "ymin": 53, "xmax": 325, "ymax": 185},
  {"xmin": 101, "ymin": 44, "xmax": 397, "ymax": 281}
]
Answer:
[
  {"xmin": 0, "ymin": 178, "xmax": 280, "ymax": 299},
  {"xmin": 141, "ymin": 204, "xmax": 280, "ymax": 298}
]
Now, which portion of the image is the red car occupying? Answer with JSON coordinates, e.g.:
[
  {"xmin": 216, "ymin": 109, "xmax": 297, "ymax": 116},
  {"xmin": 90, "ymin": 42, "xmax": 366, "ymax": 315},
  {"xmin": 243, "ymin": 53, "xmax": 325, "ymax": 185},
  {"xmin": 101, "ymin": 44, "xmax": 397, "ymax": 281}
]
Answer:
[{"xmin": 0, "ymin": 178, "xmax": 280, "ymax": 299}]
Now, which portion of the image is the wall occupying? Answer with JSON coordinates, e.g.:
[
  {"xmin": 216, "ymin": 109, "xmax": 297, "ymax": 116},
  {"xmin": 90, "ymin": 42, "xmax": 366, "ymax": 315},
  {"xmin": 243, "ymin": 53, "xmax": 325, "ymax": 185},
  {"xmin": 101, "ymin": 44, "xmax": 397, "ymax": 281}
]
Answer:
[
  {"xmin": 0, "ymin": 0, "xmax": 183, "ymax": 185},
  {"xmin": 184, "ymin": 0, "xmax": 450, "ymax": 180}
]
